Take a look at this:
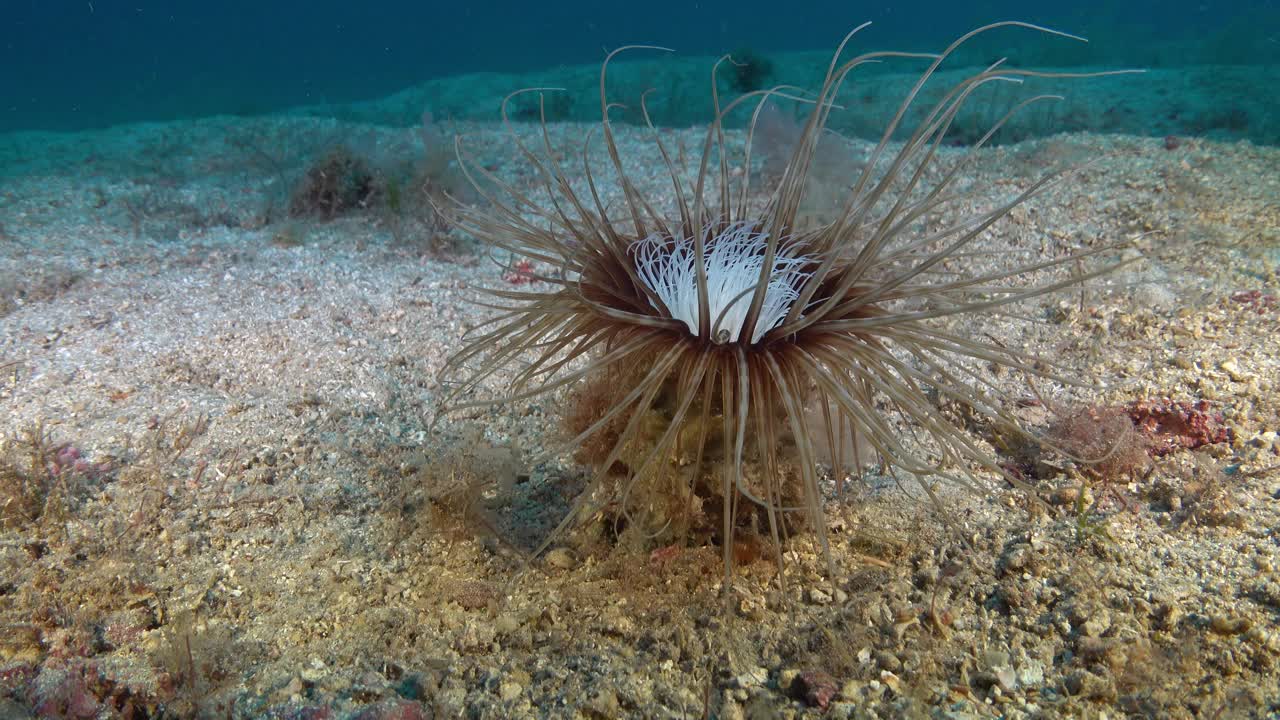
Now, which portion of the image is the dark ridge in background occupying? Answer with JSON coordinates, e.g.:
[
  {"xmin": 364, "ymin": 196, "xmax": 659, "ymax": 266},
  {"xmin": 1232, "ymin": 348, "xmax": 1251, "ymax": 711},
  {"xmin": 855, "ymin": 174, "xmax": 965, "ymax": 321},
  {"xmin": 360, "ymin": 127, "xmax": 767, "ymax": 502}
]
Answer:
[{"xmin": 2, "ymin": 0, "xmax": 1277, "ymax": 134}]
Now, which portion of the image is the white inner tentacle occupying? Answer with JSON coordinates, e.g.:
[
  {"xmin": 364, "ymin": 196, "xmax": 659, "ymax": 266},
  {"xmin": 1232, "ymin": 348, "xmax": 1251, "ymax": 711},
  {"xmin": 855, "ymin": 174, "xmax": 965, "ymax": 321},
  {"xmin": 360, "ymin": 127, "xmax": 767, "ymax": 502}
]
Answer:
[{"xmin": 631, "ymin": 222, "xmax": 812, "ymax": 344}]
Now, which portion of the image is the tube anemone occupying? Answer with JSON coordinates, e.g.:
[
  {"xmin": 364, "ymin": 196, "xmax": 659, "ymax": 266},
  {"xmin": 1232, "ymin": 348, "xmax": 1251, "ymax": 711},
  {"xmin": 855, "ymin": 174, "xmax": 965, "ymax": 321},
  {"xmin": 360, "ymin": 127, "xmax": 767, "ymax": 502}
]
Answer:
[{"xmin": 441, "ymin": 22, "xmax": 1137, "ymax": 580}]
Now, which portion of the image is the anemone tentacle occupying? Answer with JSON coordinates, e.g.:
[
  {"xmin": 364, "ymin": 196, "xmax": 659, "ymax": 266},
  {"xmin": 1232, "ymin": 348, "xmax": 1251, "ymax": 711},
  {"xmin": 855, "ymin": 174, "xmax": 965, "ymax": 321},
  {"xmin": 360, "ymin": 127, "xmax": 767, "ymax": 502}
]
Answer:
[{"xmin": 441, "ymin": 21, "xmax": 1140, "ymax": 579}]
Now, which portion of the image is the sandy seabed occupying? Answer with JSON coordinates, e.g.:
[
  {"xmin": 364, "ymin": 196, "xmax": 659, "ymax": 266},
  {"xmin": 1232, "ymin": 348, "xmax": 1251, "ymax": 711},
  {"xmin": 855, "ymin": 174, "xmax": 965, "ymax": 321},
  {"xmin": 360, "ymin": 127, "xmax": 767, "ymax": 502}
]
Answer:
[{"xmin": 0, "ymin": 110, "xmax": 1278, "ymax": 719}]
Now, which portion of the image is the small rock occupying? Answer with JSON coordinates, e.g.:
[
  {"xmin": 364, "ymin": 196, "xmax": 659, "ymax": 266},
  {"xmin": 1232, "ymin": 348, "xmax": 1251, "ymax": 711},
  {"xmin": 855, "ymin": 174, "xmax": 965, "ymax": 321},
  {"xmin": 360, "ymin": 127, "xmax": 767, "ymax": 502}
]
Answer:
[
  {"xmin": 301, "ymin": 661, "xmax": 327, "ymax": 683},
  {"xmin": 498, "ymin": 681, "xmax": 522, "ymax": 702},
  {"xmin": 1050, "ymin": 484, "xmax": 1093, "ymax": 507},
  {"xmin": 878, "ymin": 670, "xmax": 901, "ymax": 693},
  {"xmin": 1154, "ymin": 601, "xmax": 1182, "ymax": 631},
  {"xmin": 808, "ymin": 587, "xmax": 833, "ymax": 605},
  {"xmin": 737, "ymin": 595, "xmax": 766, "ymax": 621},
  {"xmin": 1062, "ymin": 670, "xmax": 1114, "ymax": 700},
  {"xmin": 733, "ymin": 666, "xmax": 768, "ymax": 688},
  {"xmin": 1082, "ymin": 609, "xmax": 1112, "ymax": 638},
  {"xmin": 983, "ymin": 650, "xmax": 1010, "ymax": 669},
  {"xmin": 1002, "ymin": 545, "xmax": 1031, "ymax": 573},
  {"xmin": 585, "ymin": 689, "xmax": 620, "ymax": 717},
  {"xmin": 874, "ymin": 650, "xmax": 901, "ymax": 672},
  {"xmin": 494, "ymin": 613, "xmax": 520, "ymax": 634},
  {"xmin": 1245, "ymin": 626, "xmax": 1279, "ymax": 651},
  {"xmin": 353, "ymin": 699, "xmax": 431, "ymax": 720},
  {"xmin": 778, "ymin": 668, "xmax": 800, "ymax": 692},
  {"xmin": 719, "ymin": 699, "xmax": 746, "ymax": 720},
  {"xmin": 1220, "ymin": 359, "xmax": 1247, "ymax": 382},
  {"xmin": 544, "ymin": 548, "xmax": 576, "ymax": 570},
  {"xmin": 994, "ymin": 666, "xmax": 1018, "ymax": 693},
  {"xmin": 829, "ymin": 701, "xmax": 858, "ymax": 720},
  {"xmin": 1017, "ymin": 660, "xmax": 1045, "ymax": 687},
  {"xmin": 792, "ymin": 670, "xmax": 838, "ymax": 710},
  {"xmin": 1076, "ymin": 635, "xmax": 1111, "ymax": 661},
  {"xmin": 598, "ymin": 606, "xmax": 635, "ymax": 637},
  {"xmin": 1132, "ymin": 282, "xmax": 1177, "ymax": 310},
  {"xmin": 972, "ymin": 671, "xmax": 1000, "ymax": 690},
  {"xmin": 1210, "ymin": 615, "xmax": 1252, "ymax": 635}
]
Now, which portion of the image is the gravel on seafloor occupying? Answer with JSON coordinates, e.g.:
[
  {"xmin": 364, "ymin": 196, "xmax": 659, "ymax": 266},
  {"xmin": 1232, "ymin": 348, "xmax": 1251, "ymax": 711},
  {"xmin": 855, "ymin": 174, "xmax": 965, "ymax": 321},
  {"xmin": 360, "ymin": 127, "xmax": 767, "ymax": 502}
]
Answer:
[{"xmin": 0, "ymin": 116, "xmax": 1277, "ymax": 718}]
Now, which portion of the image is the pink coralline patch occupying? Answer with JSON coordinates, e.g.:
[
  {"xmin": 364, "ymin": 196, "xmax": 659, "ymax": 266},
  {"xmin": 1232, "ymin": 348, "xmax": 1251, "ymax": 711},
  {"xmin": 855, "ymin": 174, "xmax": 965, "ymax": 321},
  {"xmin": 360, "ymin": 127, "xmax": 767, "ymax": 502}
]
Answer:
[
  {"xmin": 792, "ymin": 670, "xmax": 838, "ymax": 710},
  {"xmin": 503, "ymin": 259, "xmax": 536, "ymax": 285},
  {"xmin": 101, "ymin": 617, "xmax": 144, "ymax": 650},
  {"xmin": 0, "ymin": 662, "xmax": 37, "ymax": 695},
  {"xmin": 44, "ymin": 626, "xmax": 94, "ymax": 662},
  {"xmin": 649, "ymin": 544, "xmax": 681, "ymax": 567},
  {"xmin": 47, "ymin": 444, "xmax": 111, "ymax": 481},
  {"xmin": 1230, "ymin": 289, "xmax": 1277, "ymax": 314},
  {"xmin": 21, "ymin": 659, "xmax": 149, "ymax": 720},
  {"xmin": 1125, "ymin": 399, "xmax": 1233, "ymax": 456},
  {"xmin": 33, "ymin": 663, "xmax": 102, "ymax": 719}
]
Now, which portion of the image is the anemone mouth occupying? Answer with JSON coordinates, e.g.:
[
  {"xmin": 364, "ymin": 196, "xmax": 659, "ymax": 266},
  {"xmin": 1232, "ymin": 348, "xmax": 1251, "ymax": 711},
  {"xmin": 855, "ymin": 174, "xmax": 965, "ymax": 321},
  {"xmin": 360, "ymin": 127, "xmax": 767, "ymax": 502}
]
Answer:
[{"xmin": 630, "ymin": 222, "xmax": 813, "ymax": 345}]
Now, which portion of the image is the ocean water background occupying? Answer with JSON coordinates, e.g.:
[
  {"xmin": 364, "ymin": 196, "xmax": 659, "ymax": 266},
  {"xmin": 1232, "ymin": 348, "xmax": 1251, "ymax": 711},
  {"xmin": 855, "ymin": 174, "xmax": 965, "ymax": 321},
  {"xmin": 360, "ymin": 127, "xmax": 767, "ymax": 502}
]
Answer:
[{"xmin": 3, "ymin": 0, "xmax": 1278, "ymax": 141}]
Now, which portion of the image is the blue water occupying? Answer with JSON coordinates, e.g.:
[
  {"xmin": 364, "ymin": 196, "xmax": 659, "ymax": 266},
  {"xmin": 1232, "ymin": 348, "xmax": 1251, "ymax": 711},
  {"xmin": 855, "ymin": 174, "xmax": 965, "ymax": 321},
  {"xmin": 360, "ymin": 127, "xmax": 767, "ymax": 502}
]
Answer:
[{"xmin": 3, "ymin": 0, "xmax": 1277, "ymax": 141}]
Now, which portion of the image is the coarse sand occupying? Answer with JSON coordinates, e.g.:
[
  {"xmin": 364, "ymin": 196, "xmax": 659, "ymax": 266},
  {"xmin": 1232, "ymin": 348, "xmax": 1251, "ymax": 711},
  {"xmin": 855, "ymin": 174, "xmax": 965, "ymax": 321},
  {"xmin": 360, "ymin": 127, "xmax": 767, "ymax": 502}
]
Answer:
[{"xmin": 0, "ymin": 113, "xmax": 1278, "ymax": 718}]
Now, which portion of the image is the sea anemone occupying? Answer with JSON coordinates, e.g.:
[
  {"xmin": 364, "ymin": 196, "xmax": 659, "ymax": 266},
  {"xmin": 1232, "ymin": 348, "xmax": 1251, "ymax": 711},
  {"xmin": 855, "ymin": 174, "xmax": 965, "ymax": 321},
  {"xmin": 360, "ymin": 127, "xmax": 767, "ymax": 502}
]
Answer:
[{"xmin": 441, "ymin": 22, "xmax": 1135, "ymax": 580}]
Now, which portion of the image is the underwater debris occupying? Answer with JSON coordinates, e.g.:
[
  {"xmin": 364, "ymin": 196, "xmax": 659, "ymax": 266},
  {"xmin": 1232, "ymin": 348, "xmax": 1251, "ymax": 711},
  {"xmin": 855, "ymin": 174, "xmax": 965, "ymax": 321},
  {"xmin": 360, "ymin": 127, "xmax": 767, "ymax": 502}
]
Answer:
[
  {"xmin": 289, "ymin": 146, "xmax": 379, "ymax": 220},
  {"xmin": 1047, "ymin": 404, "xmax": 1151, "ymax": 481}
]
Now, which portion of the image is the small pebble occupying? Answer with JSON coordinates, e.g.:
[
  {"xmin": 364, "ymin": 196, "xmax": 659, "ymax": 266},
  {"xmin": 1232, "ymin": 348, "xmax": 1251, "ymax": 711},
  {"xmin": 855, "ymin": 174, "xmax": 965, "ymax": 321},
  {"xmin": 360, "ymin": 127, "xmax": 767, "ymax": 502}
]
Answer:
[
  {"xmin": 499, "ymin": 681, "xmax": 522, "ymax": 702},
  {"xmin": 733, "ymin": 666, "xmax": 768, "ymax": 688},
  {"xmin": 544, "ymin": 548, "xmax": 576, "ymax": 570},
  {"xmin": 1210, "ymin": 615, "xmax": 1252, "ymax": 635},
  {"xmin": 1018, "ymin": 660, "xmax": 1045, "ymax": 687},
  {"xmin": 792, "ymin": 670, "xmax": 838, "ymax": 710}
]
